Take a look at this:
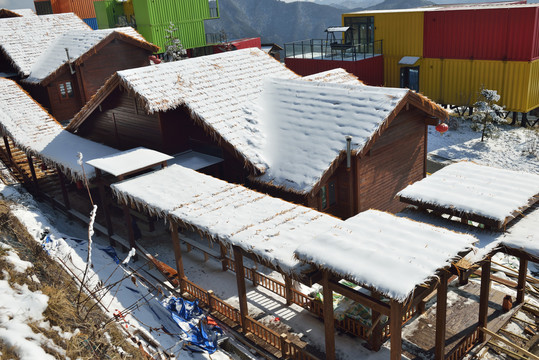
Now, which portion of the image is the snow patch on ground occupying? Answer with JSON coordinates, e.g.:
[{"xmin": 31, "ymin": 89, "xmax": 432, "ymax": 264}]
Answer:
[{"xmin": 428, "ymin": 119, "xmax": 539, "ymax": 174}]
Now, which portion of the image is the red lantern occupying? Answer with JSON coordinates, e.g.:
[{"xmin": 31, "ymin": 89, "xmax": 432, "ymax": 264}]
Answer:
[
  {"xmin": 149, "ymin": 55, "xmax": 161, "ymax": 64},
  {"xmin": 435, "ymin": 123, "xmax": 449, "ymax": 134}
]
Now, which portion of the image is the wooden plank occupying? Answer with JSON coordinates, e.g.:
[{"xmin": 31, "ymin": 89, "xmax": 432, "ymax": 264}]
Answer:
[
  {"xmin": 322, "ymin": 271, "xmax": 336, "ymax": 360},
  {"xmin": 233, "ymin": 246, "xmax": 248, "ymax": 333},
  {"xmin": 475, "ymin": 269, "xmax": 517, "ymax": 288},
  {"xmin": 390, "ymin": 300, "xmax": 403, "ymax": 360},
  {"xmin": 328, "ymin": 280, "xmax": 390, "ymax": 316},
  {"xmin": 435, "ymin": 272, "xmax": 448, "ymax": 360},
  {"xmin": 480, "ymin": 327, "xmax": 539, "ymax": 360}
]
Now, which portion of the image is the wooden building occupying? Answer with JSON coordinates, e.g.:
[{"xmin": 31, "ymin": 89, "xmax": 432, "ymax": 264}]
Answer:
[
  {"xmin": 67, "ymin": 48, "xmax": 447, "ymax": 218},
  {"xmin": 0, "ymin": 13, "xmax": 89, "ymax": 80},
  {"xmin": 23, "ymin": 27, "xmax": 158, "ymax": 122}
]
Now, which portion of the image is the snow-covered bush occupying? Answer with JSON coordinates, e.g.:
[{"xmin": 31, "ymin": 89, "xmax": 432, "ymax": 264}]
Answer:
[
  {"xmin": 471, "ymin": 88, "xmax": 506, "ymax": 141},
  {"xmin": 164, "ymin": 22, "xmax": 186, "ymax": 62}
]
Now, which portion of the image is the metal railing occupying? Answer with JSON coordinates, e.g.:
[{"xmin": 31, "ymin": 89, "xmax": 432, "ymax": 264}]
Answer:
[{"xmin": 284, "ymin": 39, "xmax": 383, "ymax": 62}]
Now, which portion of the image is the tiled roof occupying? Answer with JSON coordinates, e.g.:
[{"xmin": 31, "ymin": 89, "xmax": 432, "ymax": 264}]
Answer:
[{"xmin": 0, "ymin": 13, "xmax": 90, "ymax": 76}]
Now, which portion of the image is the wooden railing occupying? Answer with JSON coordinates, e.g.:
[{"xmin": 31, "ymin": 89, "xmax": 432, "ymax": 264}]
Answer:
[
  {"xmin": 444, "ymin": 327, "xmax": 480, "ymax": 360},
  {"xmin": 245, "ymin": 316, "xmax": 282, "ymax": 349},
  {"xmin": 181, "ymin": 278, "xmax": 320, "ymax": 359}
]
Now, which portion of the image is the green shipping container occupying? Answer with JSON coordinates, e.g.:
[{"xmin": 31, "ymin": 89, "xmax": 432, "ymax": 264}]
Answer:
[
  {"xmin": 137, "ymin": 20, "xmax": 207, "ymax": 50},
  {"xmin": 94, "ymin": 0, "xmax": 125, "ymax": 29},
  {"xmin": 132, "ymin": 0, "xmax": 218, "ymax": 27}
]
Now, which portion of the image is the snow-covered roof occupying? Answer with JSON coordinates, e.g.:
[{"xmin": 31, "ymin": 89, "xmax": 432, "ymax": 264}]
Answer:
[
  {"xmin": 26, "ymin": 27, "xmax": 156, "ymax": 85},
  {"xmin": 169, "ymin": 150, "xmax": 223, "ymax": 171},
  {"xmin": 253, "ymin": 78, "xmax": 410, "ymax": 193},
  {"xmin": 397, "ymin": 162, "xmax": 539, "ymax": 228},
  {"xmin": 0, "ymin": 8, "xmax": 36, "ymax": 17},
  {"xmin": 326, "ymin": 26, "xmax": 350, "ymax": 32},
  {"xmin": 303, "ymin": 68, "xmax": 363, "ymax": 85},
  {"xmin": 399, "ymin": 205, "xmax": 539, "ymax": 264},
  {"xmin": 0, "ymin": 78, "xmax": 117, "ymax": 181},
  {"xmin": 0, "ymin": 13, "xmax": 90, "ymax": 77},
  {"xmin": 86, "ymin": 147, "xmax": 173, "ymax": 178},
  {"xmin": 111, "ymin": 164, "xmax": 341, "ymax": 275},
  {"xmin": 295, "ymin": 210, "xmax": 477, "ymax": 302}
]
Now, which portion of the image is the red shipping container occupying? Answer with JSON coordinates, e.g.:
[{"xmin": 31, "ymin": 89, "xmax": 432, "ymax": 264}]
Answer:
[
  {"xmin": 284, "ymin": 55, "xmax": 384, "ymax": 86},
  {"xmin": 424, "ymin": 5, "xmax": 539, "ymax": 61},
  {"xmin": 213, "ymin": 38, "xmax": 261, "ymax": 53}
]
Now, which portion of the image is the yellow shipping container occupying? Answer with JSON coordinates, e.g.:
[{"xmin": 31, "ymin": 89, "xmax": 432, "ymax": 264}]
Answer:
[
  {"xmin": 343, "ymin": 11, "xmax": 424, "ymax": 57},
  {"xmin": 416, "ymin": 58, "xmax": 538, "ymax": 112}
]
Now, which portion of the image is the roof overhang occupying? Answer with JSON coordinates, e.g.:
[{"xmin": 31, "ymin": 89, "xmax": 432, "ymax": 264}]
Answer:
[{"xmin": 399, "ymin": 56, "xmax": 421, "ymax": 66}]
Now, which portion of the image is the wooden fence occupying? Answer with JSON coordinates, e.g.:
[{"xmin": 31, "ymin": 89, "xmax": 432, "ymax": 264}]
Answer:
[{"xmin": 444, "ymin": 327, "xmax": 480, "ymax": 360}]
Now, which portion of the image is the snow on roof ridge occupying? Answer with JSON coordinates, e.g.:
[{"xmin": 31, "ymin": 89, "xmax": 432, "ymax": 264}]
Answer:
[
  {"xmin": 0, "ymin": 78, "xmax": 117, "ymax": 181},
  {"xmin": 26, "ymin": 27, "xmax": 153, "ymax": 84},
  {"xmin": 295, "ymin": 209, "xmax": 477, "ymax": 302},
  {"xmin": 0, "ymin": 13, "xmax": 90, "ymax": 76},
  {"xmin": 303, "ymin": 68, "xmax": 364, "ymax": 85},
  {"xmin": 253, "ymin": 77, "xmax": 409, "ymax": 193},
  {"xmin": 397, "ymin": 161, "xmax": 539, "ymax": 224}
]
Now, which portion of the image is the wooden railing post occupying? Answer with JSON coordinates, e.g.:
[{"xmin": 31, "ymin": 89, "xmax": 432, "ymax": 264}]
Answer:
[
  {"xmin": 170, "ymin": 221, "xmax": 186, "ymax": 293},
  {"xmin": 435, "ymin": 271, "xmax": 448, "ymax": 360},
  {"xmin": 233, "ymin": 246, "xmax": 249, "ymax": 334},
  {"xmin": 208, "ymin": 290, "xmax": 214, "ymax": 312},
  {"xmin": 56, "ymin": 167, "xmax": 71, "ymax": 210},
  {"xmin": 322, "ymin": 271, "xmax": 336, "ymax": 360},
  {"xmin": 280, "ymin": 333, "xmax": 289, "ymax": 359},
  {"xmin": 390, "ymin": 300, "xmax": 403, "ymax": 360},
  {"xmin": 3, "ymin": 136, "xmax": 12, "ymax": 162},
  {"xmin": 368, "ymin": 291, "xmax": 383, "ymax": 351},
  {"xmin": 26, "ymin": 155, "xmax": 40, "ymax": 194}
]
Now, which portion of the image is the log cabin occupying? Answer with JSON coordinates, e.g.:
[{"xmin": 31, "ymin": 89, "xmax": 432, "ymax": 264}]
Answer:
[
  {"xmin": 0, "ymin": 13, "xmax": 89, "ymax": 80},
  {"xmin": 66, "ymin": 48, "xmax": 447, "ymax": 218},
  {"xmin": 23, "ymin": 27, "xmax": 159, "ymax": 123}
]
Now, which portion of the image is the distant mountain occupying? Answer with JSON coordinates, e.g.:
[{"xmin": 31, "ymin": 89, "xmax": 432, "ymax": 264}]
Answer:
[{"xmin": 205, "ymin": 0, "xmax": 436, "ymax": 46}]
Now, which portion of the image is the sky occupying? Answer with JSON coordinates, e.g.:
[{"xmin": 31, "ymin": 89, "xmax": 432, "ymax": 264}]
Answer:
[{"xmin": 0, "ymin": 0, "xmax": 35, "ymax": 10}]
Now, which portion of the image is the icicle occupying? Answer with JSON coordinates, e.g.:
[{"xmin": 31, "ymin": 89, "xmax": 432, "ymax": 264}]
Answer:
[
  {"xmin": 77, "ymin": 152, "xmax": 83, "ymax": 166},
  {"xmin": 122, "ymin": 248, "xmax": 136, "ymax": 265}
]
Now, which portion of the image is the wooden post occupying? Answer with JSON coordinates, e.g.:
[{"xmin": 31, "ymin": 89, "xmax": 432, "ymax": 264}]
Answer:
[
  {"xmin": 521, "ymin": 112, "xmax": 529, "ymax": 127},
  {"xmin": 170, "ymin": 221, "xmax": 186, "ymax": 293},
  {"xmin": 122, "ymin": 203, "xmax": 137, "ymax": 260},
  {"xmin": 26, "ymin": 155, "xmax": 40, "ymax": 194},
  {"xmin": 435, "ymin": 272, "xmax": 448, "ymax": 360},
  {"xmin": 280, "ymin": 334, "xmax": 289, "ymax": 359},
  {"xmin": 510, "ymin": 112, "xmax": 518, "ymax": 125},
  {"xmin": 95, "ymin": 169, "xmax": 114, "ymax": 246},
  {"xmin": 56, "ymin": 167, "xmax": 71, "ymax": 210},
  {"xmin": 368, "ymin": 291, "xmax": 383, "ymax": 351},
  {"xmin": 207, "ymin": 290, "xmax": 214, "ymax": 312},
  {"xmin": 478, "ymin": 260, "xmax": 491, "ymax": 342},
  {"xmin": 284, "ymin": 274, "xmax": 293, "ymax": 306},
  {"xmin": 233, "ymin": 246, "xmax": 249, "ymax": 333},
  {"xmin": 516, "ymin": 258, "xmax": 528, "ymax": 304},
  {"xmin": 219, "ymin": 243, "xmax": 228, "ymax": 271},
  {"xmin": 3, "ymin": 136, "xmax": 12, "ymax": 162},
  {"xmin": 322, "ymin": 271, "xmax": 336, "ymax": 360},
  {"xmin": 390, "ymin": 300, "xmax": 403, "ymax": 360}
]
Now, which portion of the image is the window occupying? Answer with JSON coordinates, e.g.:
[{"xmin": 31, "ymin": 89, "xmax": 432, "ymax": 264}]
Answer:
[
  {"xmin": 320, "ymin": 181, "xmax": 337, "ymax": 210},
  {"xmin": 58, "ymin": 81, "xmax": 74, "ymax": 99}
]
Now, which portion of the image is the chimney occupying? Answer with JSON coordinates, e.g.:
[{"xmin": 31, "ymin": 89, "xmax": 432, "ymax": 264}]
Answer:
[
  {"xmin": 345, "ymin": 136, "xmax": 352, "ymax": 170},
  {"xmin": 65, "ymin": 48, "xmax": 75, "ymax": 75}
]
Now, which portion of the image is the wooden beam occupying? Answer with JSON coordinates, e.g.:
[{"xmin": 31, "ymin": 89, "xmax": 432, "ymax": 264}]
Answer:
[
  {"xmin": 26, "ymin": 155, "xmax": 40, "ymax": 194},
  {"xmin": 3, "ymin": 136, "xmax": 12, "ymax": 162},
  {"xmin": 435, "ymin": 272, "xmax": 448, "ymax": 360},
  {"xmin": 368, "ymin": 291, "xmax": 383, "ymax": 351},
  {"xmin": 56, "ymin": 167, "xmax": 71, "ymax": 210},
  {"xmin": 96, "ymin": 169, "xmax": 114, "ymax": 246},
  {"xmin": 480, "ymin": 327, "xmax": 539, "ymax": 360},
  {"xmin": 478, "ymin": 260, "xmax": 491, "ymax": 342},
  {"xmin": 328, "ymin": 280, "xmax": 390, "ymax": 316},
  {"xmin": 170, "ymin": 221, "xmax": 186, "ymax": 293},
  {"xmin": 233, "ymin": 246, "xmax": 249, "ymax": 334},
  {"xmin": 390, "ymin": 300, "xmax": 403, "ymax": 360},
  {"xmin": 322, "ymin": 271, "xmax": 336, "ymax": 360},
  {"xmin": 516, "ymin": 258, "xmax": 528, "ymax": 304},
  {"xmin": 284, "ymin": 274, "xmax": 293, "ymax": 306}
]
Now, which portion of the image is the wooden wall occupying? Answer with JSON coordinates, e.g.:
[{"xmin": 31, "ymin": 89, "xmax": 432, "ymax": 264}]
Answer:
[
  {"xmin": 0, "ymin": 53, "xmax": 16, "ymax": 74},
  {"xmin": 356, "ymin": 108, "xmax": 426, "ymax": 214},
  {"xmin": 78, "ymin": 39, "xmax": 152, "ymax": 101},
  {"xmin": 47, "ymin": 72, "xmax": 83, "ymax": 122},
  {"xmin": 77, "ymin": 88, "xmax": 161, "ymax": 150}
]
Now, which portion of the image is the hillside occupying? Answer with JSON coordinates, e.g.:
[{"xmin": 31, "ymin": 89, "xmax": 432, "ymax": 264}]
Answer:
[{"xmin": 205, "ymin": 0, "xmax": 435, "ymax": 46}]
